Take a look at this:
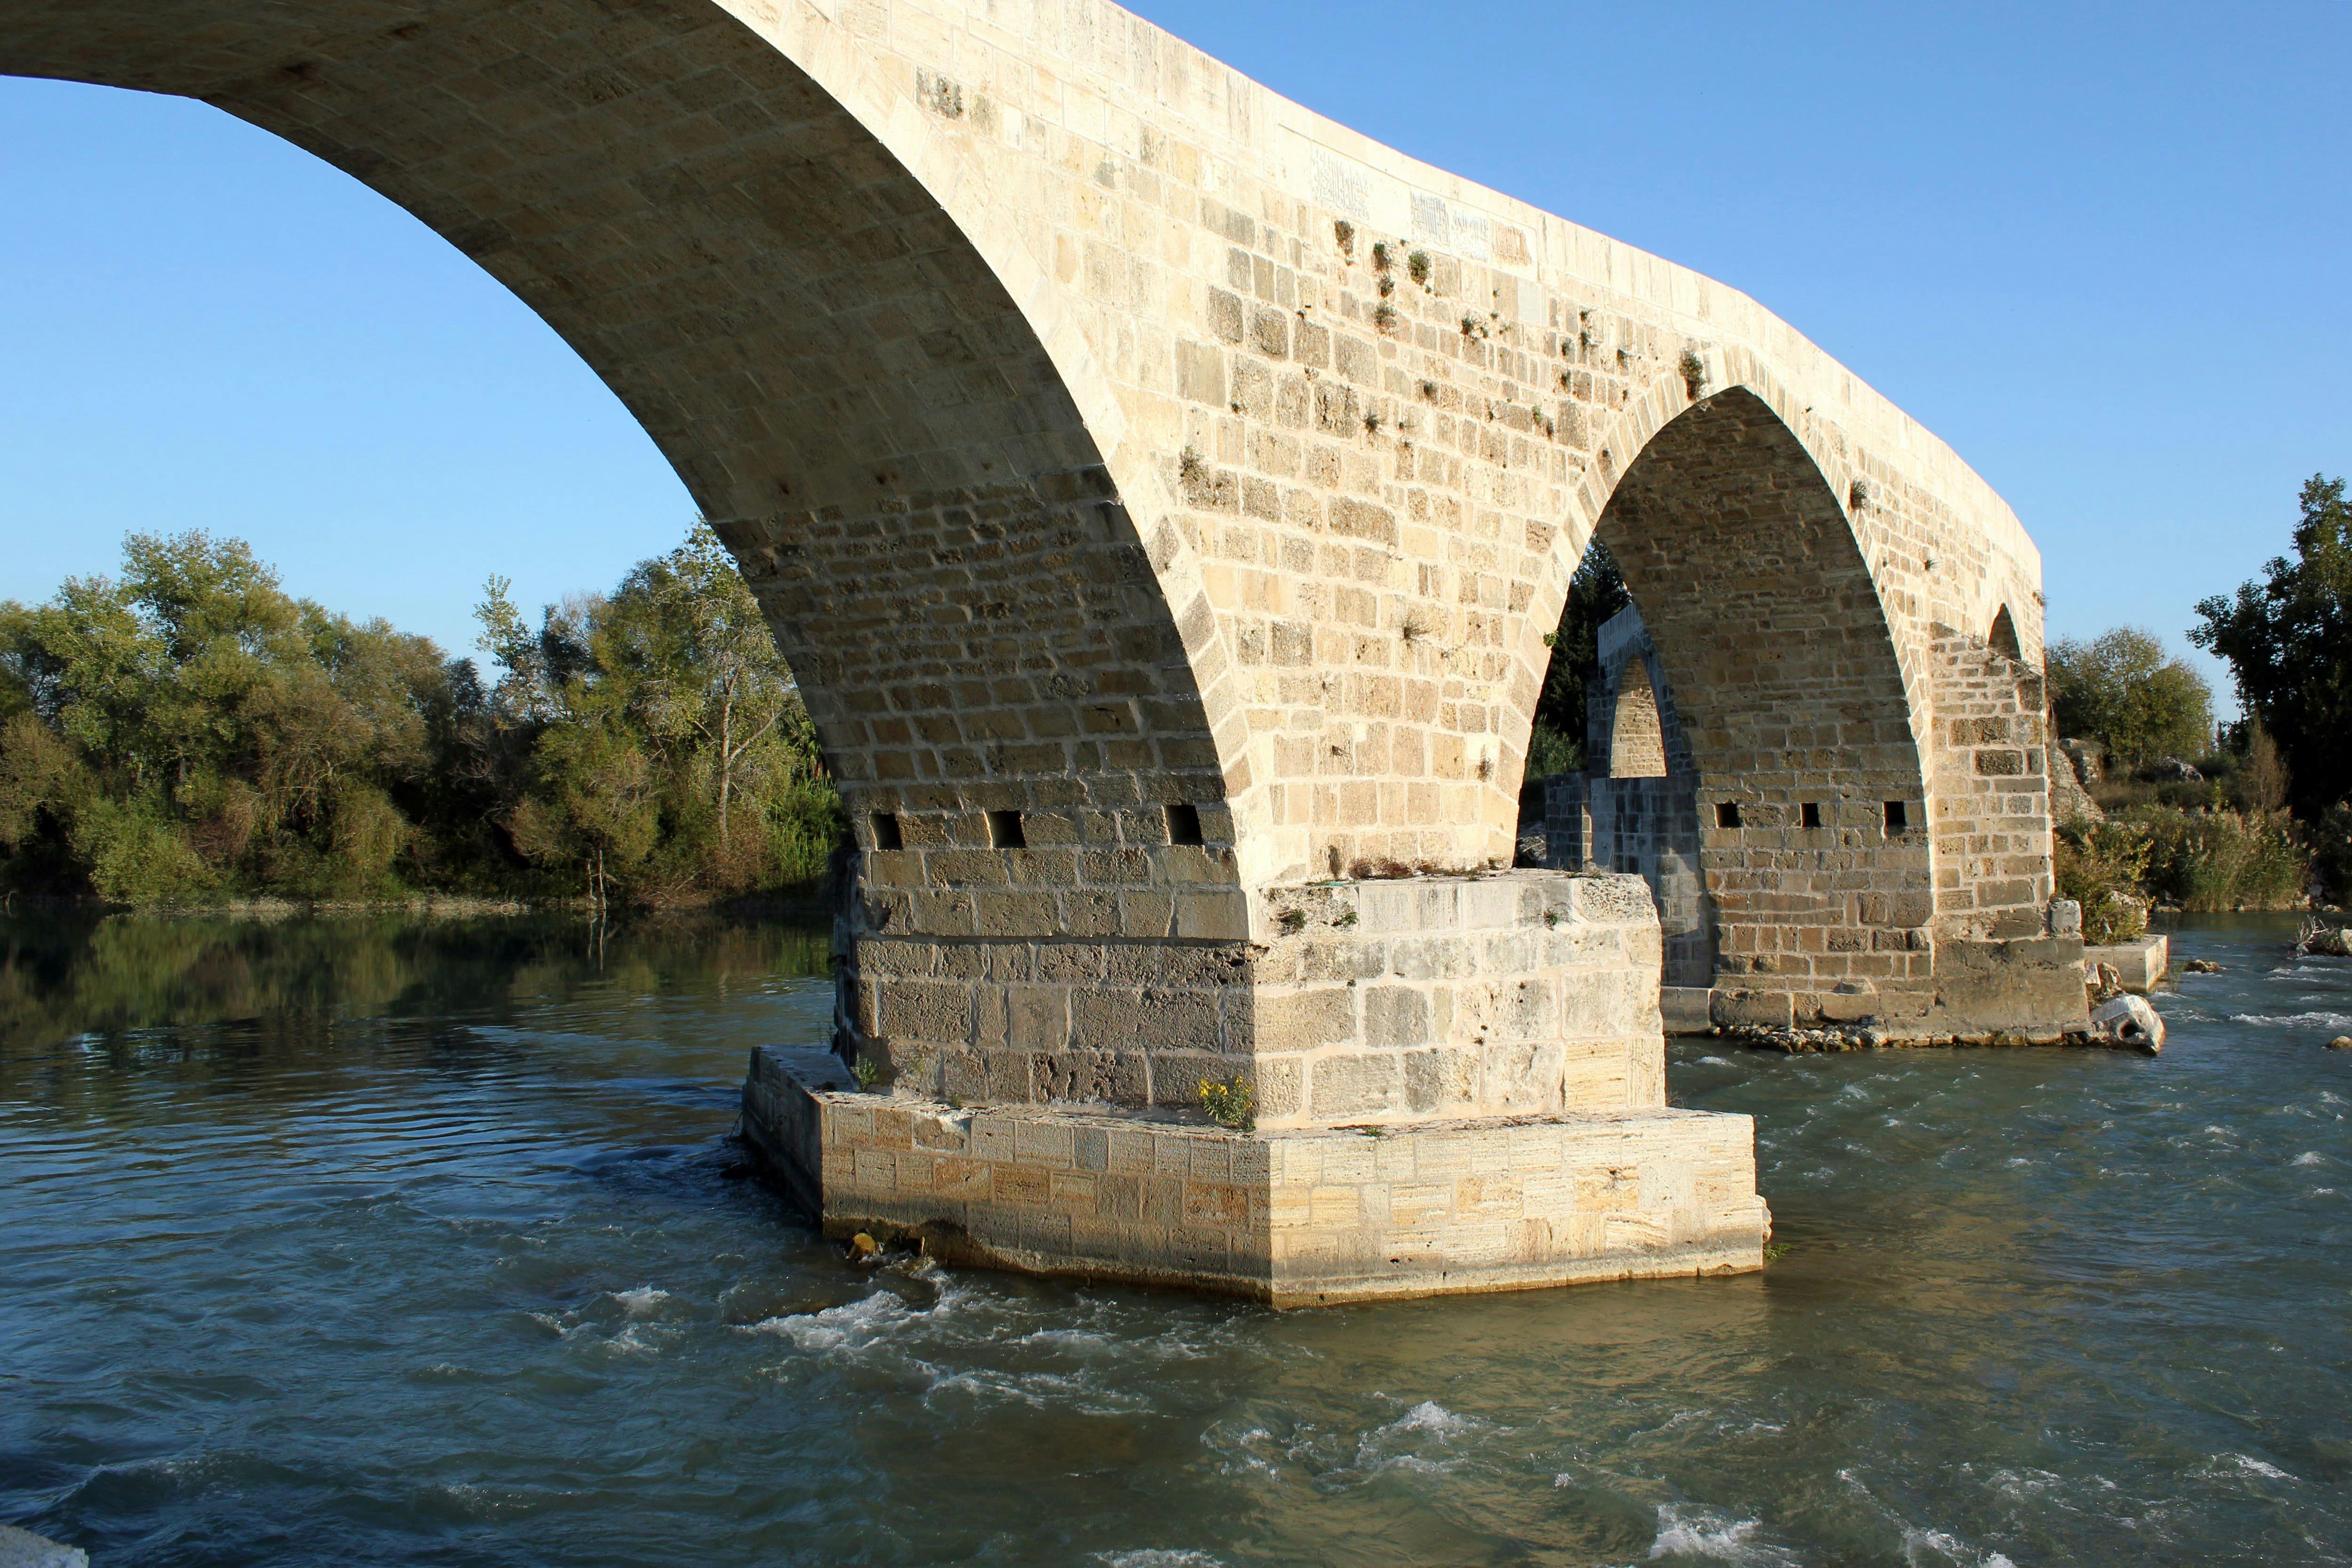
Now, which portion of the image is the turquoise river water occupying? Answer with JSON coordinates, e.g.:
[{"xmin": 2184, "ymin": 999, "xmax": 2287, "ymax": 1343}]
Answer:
[{"xmin": 1, "ymin": 911, "xmax": 2347, "ymax": 1566}]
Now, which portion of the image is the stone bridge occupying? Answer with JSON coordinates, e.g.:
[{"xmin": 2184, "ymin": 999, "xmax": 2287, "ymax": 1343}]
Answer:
[{"xmin": 6, "ymin": 0, "xmax": 2082, "ymax": 1302}]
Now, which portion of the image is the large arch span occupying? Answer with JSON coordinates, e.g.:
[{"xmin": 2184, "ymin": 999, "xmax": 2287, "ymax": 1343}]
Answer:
[{"xmin": 5, "ymin": 0, "xmax": 2076, "ymax": 1113}]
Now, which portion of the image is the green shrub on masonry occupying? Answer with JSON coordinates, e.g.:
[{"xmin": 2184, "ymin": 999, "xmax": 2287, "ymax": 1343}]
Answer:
[{"xmin": 2055, "ymin": 816, "xmax": 2153, "ymax": 943}]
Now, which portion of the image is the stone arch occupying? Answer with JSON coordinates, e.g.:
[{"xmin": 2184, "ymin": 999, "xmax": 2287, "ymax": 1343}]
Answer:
[
  {"xmin": 1988, "ymin": 604, "xmax": 2023, "ymax": 661},
  {"xmin": 1543, "ymin": 383, "xmax": 1936, "ymax": 990},
  {"xmin": 0, "ymin": 0, "xmax": 1247, "ymax": 922}
]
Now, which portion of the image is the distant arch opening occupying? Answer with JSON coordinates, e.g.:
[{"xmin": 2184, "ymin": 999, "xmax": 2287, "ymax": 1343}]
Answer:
[
  {"xmin": 1607, "ymin": 658, "xmax": 1669, "ymax": 780},
  {"xmin": 1988, "ymin": 604, "xmax": 2022, "ymax": 660}
]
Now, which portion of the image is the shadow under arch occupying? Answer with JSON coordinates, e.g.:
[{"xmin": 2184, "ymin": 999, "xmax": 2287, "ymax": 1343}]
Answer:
[
  {"xmin": 1573, "ymin": 386, "xmax": 1937, "ymax": 988},
  {"xmin": 0, "ymin": 0, "xmax": 1239, "ymax": 878}
]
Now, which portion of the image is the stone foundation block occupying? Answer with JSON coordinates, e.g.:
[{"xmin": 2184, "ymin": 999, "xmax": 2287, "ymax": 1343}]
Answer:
[
  {"xmin": 743, "ymin": 1044, "xmax": 1768, "ymax": 1307},
  {"xmin": 2083, "ymin": 934, "xmax": 2168, "ymax": 993}
]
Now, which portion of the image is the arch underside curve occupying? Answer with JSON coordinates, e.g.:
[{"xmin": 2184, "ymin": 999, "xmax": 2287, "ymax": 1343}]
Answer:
[
  {"xmin": 1588, "ymin": 387, "xmax": 1937, "ymax": 991},
  {"xmin": 0, "ymin": 0, "xmax": 1245, "ymax": 915}
]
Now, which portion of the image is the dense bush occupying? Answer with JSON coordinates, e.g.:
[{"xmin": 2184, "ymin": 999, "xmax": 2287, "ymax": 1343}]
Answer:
[
  {"xmin": 2312, "ymin": 801, "xmax": 2352, "ymax": 904},
  {"xmin": 2055, "ymin": 817, "xmax": 2152, "ymax": 943},
  {"xmin": 2124, "ymin": 804, "xmax": 2311, "ymax": 912}
]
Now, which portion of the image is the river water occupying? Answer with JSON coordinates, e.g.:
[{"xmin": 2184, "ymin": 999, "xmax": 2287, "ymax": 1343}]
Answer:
[{"xmin": 1, "ymin": 911, "xmax": 2347, "ymax": 1567}]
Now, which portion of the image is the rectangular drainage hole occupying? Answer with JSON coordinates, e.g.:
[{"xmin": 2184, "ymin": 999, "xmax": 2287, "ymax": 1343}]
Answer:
[
  {"xmin": 870, "ymin": 812, "xmax": 903, "ymax": 850},
  {"xmin": 987, "ymin": 809, "xmax": 1026, "ymax": 849},
  {"xmin": 1801, "ymin": 802, "xmax": 1821, "ymax": 830},
  {"xmin": 1716, "ymin": 801, "xmax": 1741, "ymax": 830},
  {"xmin": 1883, "ymin": 800, "xmax": 1909, "ymax": 833},
  {"xmin": 1165, "ymin": 802, "xmax": 1203, "ymax": 845}
]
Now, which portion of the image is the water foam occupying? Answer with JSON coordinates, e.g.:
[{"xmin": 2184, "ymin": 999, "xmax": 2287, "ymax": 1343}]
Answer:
[{"xmin": 1646, "ymin": 1505, "xmax": 1800, "ymax": 1563}]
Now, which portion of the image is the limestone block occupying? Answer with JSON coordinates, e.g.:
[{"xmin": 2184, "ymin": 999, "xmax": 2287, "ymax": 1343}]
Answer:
[
  {"xmin": 2082, "ymin": 935, "xmax": 2168, "ymax": 993},
  {"xmin": 2085, "ymin": 994, "xmax": 2164, "ymax": 1053},
  {"xmin": 1711, "ymin": 989, "xmax": 1794, "ymax": 1030}
]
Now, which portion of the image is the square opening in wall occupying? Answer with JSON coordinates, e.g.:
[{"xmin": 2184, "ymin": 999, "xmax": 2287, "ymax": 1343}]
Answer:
[
  {"xmin": 987, "ymin": 809, "xmax": 1026, "ymax": 849},
  {"xmin": 1165, "ymin": 802, "xmax": 1204, "ymax": 845},
  {"xmin": 1716, "ymin": 801, "xmax": 1741, "ymax": 830},
  {"xmin": 870, "ymin": 812, "xmax": 903, "ymax": 851},
  {"xmin": 1884, "ymin": 800, "xmax": 1909, "ymax": 834},
  {"xmin": 1801, "ymin": 801, "xmax": 1822, "ymax": 830}
]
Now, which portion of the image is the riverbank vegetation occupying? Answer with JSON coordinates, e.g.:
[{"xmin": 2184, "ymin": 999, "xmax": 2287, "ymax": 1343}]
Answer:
[
  {"xmin": 2053, "ymin": 474, "xmax": 2352, "ymax": 920},
  {"xmin": 0, "ymin": 527, "xmax": 843, "ymax": 909}
]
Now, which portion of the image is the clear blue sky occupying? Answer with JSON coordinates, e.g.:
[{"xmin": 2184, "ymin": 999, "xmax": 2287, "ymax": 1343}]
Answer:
[{"xmin": 3, "ymin": 1, "xmax": 2345, "ymax": 702}]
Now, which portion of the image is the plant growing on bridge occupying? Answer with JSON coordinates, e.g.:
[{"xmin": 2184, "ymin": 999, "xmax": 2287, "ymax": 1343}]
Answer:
[
  {"xmin": 2055, "ymin": 817, "xmax": 2153, "ymax": 943},
  {"xmin": 1678, "ymin": 347, "xmax": 1708, "ymax": 399},
  {"xmin": 1199, "ymin": 1074, "xmax": 1254, "ymax": 1132}
]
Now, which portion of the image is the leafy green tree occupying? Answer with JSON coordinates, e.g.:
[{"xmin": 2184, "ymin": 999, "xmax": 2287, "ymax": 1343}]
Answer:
[
  {"xmin": 506, "ymin": 721, "xmax": 662, "ymax": 910},
  {"xmin": 2193, "ymin": 475, "xmax": 2352, "ymax": 817},
  {"xmin": 600, "ymin": 528, "xmax": 802, "ymax": 853},
  {"xmin": 0, "ymin": 524, "xmax": 842, "ymax": 909},
  {"xmin": 2045, "ymin": 627, "xmax": 2213, "ymax": 769},
  {"xmin": 473, "ymin": 525, "xmax": 842, "ymax": 905},
  {"xmin": 0, "ymin": 532, "xmax": 451, "ymax": 902}
]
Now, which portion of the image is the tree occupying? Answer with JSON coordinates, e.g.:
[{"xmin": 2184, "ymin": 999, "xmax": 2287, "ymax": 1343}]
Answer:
[
  {"xmin": 599, "ymin": 526, "xmax": 803, "ymax": 851},
  {"xmin": 2045, "ymin": 627, "xmax": 2213, "ymax": 769},
  {"xmin": 1530, "ymin": 540, "xmax": 1633, "ymax": 778},
  {"xmin": 472, "ymin": 524, "xmax": 842, "ymax": 904},
  {"xmin": 2193, "ymin": 475, "xmax": 2352, "ymax": 817},
  {"xmin": 0, "ymin": 531, "xmax": 451, "ymax": 902}
]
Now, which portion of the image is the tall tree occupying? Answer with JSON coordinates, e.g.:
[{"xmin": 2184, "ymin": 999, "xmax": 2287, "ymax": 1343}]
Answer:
[
  {"xmin": 2045, "ymin": 627, "xmax": 2213, "ymax": 769},
  {"xmin": 600, "ymin": 526, "xmax": 803, "ymax": 851},
  {"xmin": 473, "ymin": 525, "xmax": 841, "ymax": 905},
  {"xmin": 2193, "ymin": 475, "xmax": 2352, "ymax": 816}
]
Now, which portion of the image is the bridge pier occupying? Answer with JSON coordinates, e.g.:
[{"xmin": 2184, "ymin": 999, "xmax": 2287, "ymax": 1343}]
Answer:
[{"xmin": 741, "ymin": 869, "xmax": 1768, "ymax": 1304}]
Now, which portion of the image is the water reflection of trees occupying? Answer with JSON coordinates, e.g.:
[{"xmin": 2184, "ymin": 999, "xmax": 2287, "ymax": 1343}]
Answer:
[{"xmin": 0, "ymin": 911, "xmax": 830, "ymax": 1054}]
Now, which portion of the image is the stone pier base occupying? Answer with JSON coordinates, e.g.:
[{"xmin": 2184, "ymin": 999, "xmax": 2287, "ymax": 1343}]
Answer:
[{"xmin": 743, "ymin": 1044, "xmax": 1767, "ymax": 1307}]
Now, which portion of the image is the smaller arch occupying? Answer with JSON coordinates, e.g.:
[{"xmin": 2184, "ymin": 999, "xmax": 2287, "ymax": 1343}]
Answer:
[
  {"xmin": 1608, "ymin": 660, "xmax": 1669, "ymax": 779},
  {"xmin": 1987, "ymin": 604, "xmax": 2022, "ymax": 661}
]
